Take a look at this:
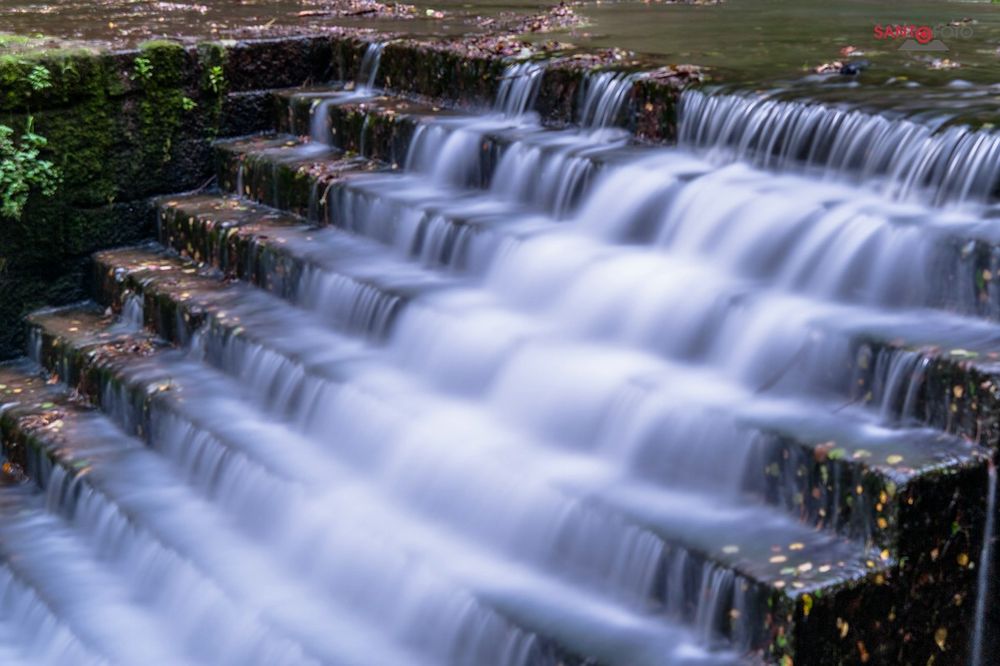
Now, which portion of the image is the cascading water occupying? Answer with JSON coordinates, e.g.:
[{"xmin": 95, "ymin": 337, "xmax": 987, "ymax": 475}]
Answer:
[
  {"xmin": 494, "ymin": 61, "xmax": 545, "ymax": 117},
  {"xmin": 679, "ymin": 89, "xmax": 1000, "ymax": 205},
  {"xmin": 305, "ymin": 42, "xmax": 386, "ymax": 145},
  {"xmin": 4, "ymin": 59, "xmax": 998, "ymax": 665},
  {"xmin": 290, "ymin": 75, "xmax": 1000, "ymax": 658},
  {"xmin": 577, "ymin": 71, "xmax": 636, "ymax": 129},
  {"xmin": 357, "ymin": 42, "xmax": 385, "ymax": 92},
  {"xmin": 972, "ymin": 462, "xmax": 997, "ymax": 666}
]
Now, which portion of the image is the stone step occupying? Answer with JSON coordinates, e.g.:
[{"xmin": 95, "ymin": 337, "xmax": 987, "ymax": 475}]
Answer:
[
  {"xmin": 328, "ymin": 39, "xmax": 684, "ymax": 145},
  {"xmin": 97, "ymin": 235, "xmax": 989, "ymax": 531},
  {"xmin": 25, "ymin": 306, "xmax": 765, "ymax": 664},
  {"xmin": 257, "ymin": 86, "xmax": 639, "ymax": 214},
  {"xmin": 153, "ymin": 196, "xmax": 989, "ymax": 551},
  {"xmin": 271, "ymin": 85, "xmax": 632, "ymax": 186},
  {"xmin": 215, "ymin": 134, "xmax": 385, "ymax": 221},
  {"xmin": 271, "ymin": 85, "xmax": 635, "ymax": 165},
  {"xmin": 274, "ymin": 88, "xmax": 462, "ymax": 166},
  {"xmin": 157, "ymin": 194, "xmax": 457, "ymax": 340},
  {"xmin": 275, "ymin": 86, "xmax": 643, "ymax": 207},
  {"xmin": 0, "ymin": 359, "xmax": 435, "ymax": 666},
  {"xmin": 852, "ymin": 335, "xmax": 1000, "ymax": 451},
  {"xmin": 81, "ymin": 247, "xmax": 988, "ymax": 662},
  {"xmin": 215, "ymin": 134, "xmax": 610, "ymax": 273}
]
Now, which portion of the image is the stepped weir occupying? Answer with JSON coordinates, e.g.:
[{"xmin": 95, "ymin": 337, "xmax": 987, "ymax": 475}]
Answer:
[{"xmin": 1, "ymin": 39, "xmax": 999, "ymax": 666}]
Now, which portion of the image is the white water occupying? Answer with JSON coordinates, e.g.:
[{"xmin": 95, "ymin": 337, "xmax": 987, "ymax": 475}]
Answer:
[
  {"xmin": 972, "ymin": 462, "xmax": 997, "ymax": 666},
  {"xmin": 305, "ymin": 43, "xmax": 386, "ymax": 145},
  {"xmin": 680, "ymin": 89, "xmax": 1000, "ymax": 205},
  {"xmin": 3, "ymin": 58, "xmax": 997, "ymax": 665},
  {"xmin": 577, "ymin": 71, "xmax": 636, "ymax": 128}
]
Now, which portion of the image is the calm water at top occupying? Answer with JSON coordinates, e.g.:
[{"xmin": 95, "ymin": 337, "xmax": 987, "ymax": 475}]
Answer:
[
  {"xmin": 555, "ymin": 0, "xmax": 1000, "ymax": 122},
  {"xmin": 3, "ymin": 0, "xmax": 998, "ymax": 118},
  {"xmin": 4, "ymin": 0, "xmax": 999, "ymax": 81},
  {"xmin": 568, "ymin": 0, "xmax": 1000, "ymax": 81}
]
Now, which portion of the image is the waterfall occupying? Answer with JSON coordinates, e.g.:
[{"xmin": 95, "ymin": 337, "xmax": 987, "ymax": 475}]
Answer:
[
  {"xmin": 308, "ymin": 98, "xmax": 334, "ymax": 145},
  {"xmin": 307, "ymin": 42, "xmax": 386, "ymax": 144},
  {"xmin": 358, "ymin": 42, "xmax": 385, "ymax": 92},
  {"xmin": 121, "ymin": 291, "xmax": 144, "ymax": 330},
  {"xmin": 679, "ymin": 89, "xmax": 1000, "ymax": 205},
  {"xmin": 8, "ymin": 48, "xmax": 1000, "ymax": 666},
  {"xmin": 494, "ymin": 61, "xmax": 545, "ymax": 117},
  {"xmin": 577, "ymin": 71, "xmax": 636, "ymax": 128},
  {"xmin": 971, "ymin": 462, "xmax": 997, "ymax": 666}
]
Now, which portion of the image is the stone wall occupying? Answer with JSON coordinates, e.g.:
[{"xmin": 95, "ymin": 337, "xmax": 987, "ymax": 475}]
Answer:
[{"xmin": 0, "ymin": 37, "xmax": 337, "ymax": 358}]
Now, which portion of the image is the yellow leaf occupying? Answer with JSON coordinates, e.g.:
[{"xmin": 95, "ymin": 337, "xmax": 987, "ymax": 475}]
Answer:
[{"xmin": 935, "ymin": 627, "xmax": 947, "ymax": 651}]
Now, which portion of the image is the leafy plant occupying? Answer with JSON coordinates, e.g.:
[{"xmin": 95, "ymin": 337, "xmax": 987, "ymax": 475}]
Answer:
[
  {"xmin": 0, "ymin": 117, "xmax": 61, "ymax": 220},
  {"xmin": 206, "ymin": 65, "xmax": 224, "ymax": 95},
  {"xmin": 26, "ymin": 64, "xmax": 51, "ymax": 92},
  {"xmin": 181, "ymin": 96, "xmax": 197, "ymax": 111},
  {"xmin": 133, "ymin": 55, "xmax": 153, "ymax": 83},
  {"xmin": 57, "ymin": 58, "xmax": 77, "ymax": 79}
]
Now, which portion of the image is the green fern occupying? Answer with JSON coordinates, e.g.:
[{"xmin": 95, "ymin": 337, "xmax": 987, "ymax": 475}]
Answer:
[
  {"xmin": 133, "ymin": 55, "xmax": 153, "ymax": 83},
  {"xmin": 0, "ymin": 117, "xmax": 61, "ymax": 220},
  {"xmin": 26, "ymin": 64, "xmax": 51, "ymax": 92}
]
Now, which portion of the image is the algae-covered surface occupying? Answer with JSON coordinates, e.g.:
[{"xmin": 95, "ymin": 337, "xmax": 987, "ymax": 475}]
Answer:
[
  {"xmin": 0, "ymin": 0, "xmax": 524, "ymax": 48},
  {"xmin": 3, "ymin": 0, "xmax": 999, "ymax": 82},
  {"xmin": 556, "ymin": 0, "xmax": 1000, "ymax": 122},
  {"xmin": 565, "ymin": 0, "xmax": 1000, "ymax": 81},
  {"xmin": 4, "ymin": 0, "xmax": 1000, "ymax": 118},
  {"xmin": 571, "ymin": 0, "xmax": 1000, "ymax": 126}
]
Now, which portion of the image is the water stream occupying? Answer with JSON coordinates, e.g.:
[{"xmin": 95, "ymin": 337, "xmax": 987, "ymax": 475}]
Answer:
[
  {"xmin": 972, "ymin": 462, "xmax": 997, "ymax": 666},
  {"xmin": 2, "ymin": 47, "xmax": 998, "ymax": 665}
]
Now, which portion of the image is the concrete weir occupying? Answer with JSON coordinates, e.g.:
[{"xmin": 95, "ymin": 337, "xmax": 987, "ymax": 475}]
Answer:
[
  {"xmin": 0, "ymin": 25, "xmax": 998, "ymax": 666},
  {"xmin": 0, "ymin": 33, "xmax": 688, "ymax": 360}
]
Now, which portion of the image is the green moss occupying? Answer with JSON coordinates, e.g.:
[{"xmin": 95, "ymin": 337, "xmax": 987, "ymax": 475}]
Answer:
[
  {"xmin": 0, "ymin": 48, "xmax": 107, "ymax": 112},
  {"xmin": 0, "ymin": 38, "xmax": 309, "ymax": 360},
  {"xmin": 136, "ymin": 40, "xmax": 189, "ymax": 87},
  {"xmin": 196, "ymin": 42, "xmax": 228, "ymax": 138},
  {"xmin": 0, "ymin": 55, "xmax": 39, "ymax": 110},
  {"xmin": 131, "ymin": 42, "xmax": 196, "ymax": 170},
  {"xmin": 28, "ymin": 101, "xmax": 117, "ymax": 207},
  {"xmin": 0, "ymin": 33, "xmax": 35, "ymax": 48},
  {"xmin": 130, "ymin": 43, "xmax": 198, "ymax": 168}
]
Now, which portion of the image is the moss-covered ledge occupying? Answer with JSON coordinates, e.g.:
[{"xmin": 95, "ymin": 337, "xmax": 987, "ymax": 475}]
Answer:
[{"xmin": 0, "ymin": 36, "xmax": 340, "ymax": 360}]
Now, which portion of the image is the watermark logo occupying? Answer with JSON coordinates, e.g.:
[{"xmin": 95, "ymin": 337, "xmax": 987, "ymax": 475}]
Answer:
[{"xmin": 873, "ymin": 22, "xmax": 975, "ymax": 51}]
